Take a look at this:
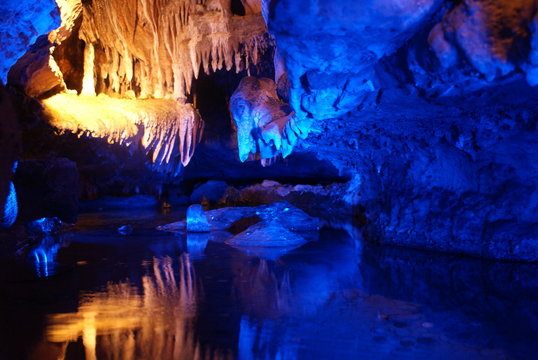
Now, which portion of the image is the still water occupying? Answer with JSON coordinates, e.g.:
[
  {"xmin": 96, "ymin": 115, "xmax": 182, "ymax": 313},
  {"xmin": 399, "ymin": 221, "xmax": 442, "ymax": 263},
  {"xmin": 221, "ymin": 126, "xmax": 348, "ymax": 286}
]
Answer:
[{"xmin": 0, "ymin": 209, "xmax": 537, "ymax": 360}]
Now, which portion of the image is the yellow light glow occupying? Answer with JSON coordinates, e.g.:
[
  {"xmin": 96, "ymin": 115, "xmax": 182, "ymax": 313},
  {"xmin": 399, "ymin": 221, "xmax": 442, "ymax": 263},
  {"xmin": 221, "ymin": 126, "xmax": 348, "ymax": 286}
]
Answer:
[
  {"xmin": 41, "ymin": 93, "xmax": 204, "ymax": 169},
  {"xmin": 43, "ymin": 255, "xmax": 231, "ymax": 360}
]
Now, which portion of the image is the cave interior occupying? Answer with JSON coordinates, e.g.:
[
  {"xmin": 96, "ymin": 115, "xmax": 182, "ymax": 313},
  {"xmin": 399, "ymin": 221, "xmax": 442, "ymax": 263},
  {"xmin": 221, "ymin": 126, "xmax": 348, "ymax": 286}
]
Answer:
[{"xmin": 1, "ymin": 1, "xmax": 538, "ymax": 359}]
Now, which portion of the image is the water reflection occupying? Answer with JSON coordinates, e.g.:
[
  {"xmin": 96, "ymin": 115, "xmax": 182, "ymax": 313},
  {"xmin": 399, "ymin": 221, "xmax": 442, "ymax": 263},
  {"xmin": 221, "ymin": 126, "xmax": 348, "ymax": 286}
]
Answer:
[
  {"xmin": 45, "ymin": 254, "xmax": 232, "ymax": 360},
  {"xmin": 2, "ymin": 217, "xmax": 536, "ymax": 360},
  {"xmin": 29, "ymin": 235, "xmax": 67, "ymax": 278}
]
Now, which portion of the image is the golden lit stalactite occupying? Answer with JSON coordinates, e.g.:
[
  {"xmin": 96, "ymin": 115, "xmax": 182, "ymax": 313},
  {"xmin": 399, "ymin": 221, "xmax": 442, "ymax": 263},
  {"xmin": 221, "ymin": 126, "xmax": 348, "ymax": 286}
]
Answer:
[
  {"xmin": 78, "ymin": 0, "xmax": 269, "ymax": 100},
  {"xmin": 42, "ymin": 94, "xmax": 204, "ymax": 174},
  {"xmin": 27, "ymin": 0, "xmax": 269, "ymax": 172}
]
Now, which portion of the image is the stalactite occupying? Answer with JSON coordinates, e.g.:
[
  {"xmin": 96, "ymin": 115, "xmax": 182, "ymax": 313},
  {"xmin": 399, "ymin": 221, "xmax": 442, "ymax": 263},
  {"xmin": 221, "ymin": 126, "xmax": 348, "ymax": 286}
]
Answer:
[
  {"xmin": 78, "ymin": 0, "xmax": 269, "ymax": 100},
  {"xmin": 14, "ymin": 0, "xmax": 268, "ymax": 172},
  {"xmin": 42, "ymin": 94, "xmax": 204, "ymax": 174}
]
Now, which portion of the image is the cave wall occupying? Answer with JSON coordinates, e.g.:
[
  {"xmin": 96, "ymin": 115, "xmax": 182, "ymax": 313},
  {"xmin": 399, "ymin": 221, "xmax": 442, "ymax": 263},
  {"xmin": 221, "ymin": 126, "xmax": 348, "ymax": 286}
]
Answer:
[
  {"xmin": 0, "ymin": 0, "xmax": 61, "ymax": 83},
  {"xmin": 1, "ymin": 0, "xmax": 538, "ymax": 261},
  {"xmin": 261, "ymin": 0, "xmax": 538, "ymax": 261}
]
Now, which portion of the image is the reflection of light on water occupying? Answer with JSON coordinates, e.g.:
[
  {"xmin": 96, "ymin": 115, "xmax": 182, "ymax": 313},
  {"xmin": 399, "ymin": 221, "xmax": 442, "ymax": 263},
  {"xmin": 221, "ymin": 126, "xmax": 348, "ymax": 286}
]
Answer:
[
  {"xmin": 30, "ymin": 236, "xmax": 62, "ymax": 278},
  {"xmin": 46, "ymin": 254, "xmax": 231, "ymax": 360},
  {"xmin": 247, "ymin": 259, "xmax": 292, "ymax": 314}
]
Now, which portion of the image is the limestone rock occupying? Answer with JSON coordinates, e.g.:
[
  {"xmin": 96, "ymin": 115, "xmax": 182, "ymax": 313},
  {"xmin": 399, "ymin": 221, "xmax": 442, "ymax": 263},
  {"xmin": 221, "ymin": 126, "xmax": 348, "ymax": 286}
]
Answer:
[
  {"xmin": 230, "ymin": 77, "xmax": 310, "ymax": 162},
  {"xmin": 186, "ymin": 204, "xmax": 211, "ymax": 232},
  {"xmin": 190, "ymin": 180, "xmax": 228, "ymax": 204},
  {"xmin": 77, "ymin": 0, "xmax": 269, "ymax": 99},
  {"xmin": 8, "ymin": 37, "xmax": 67, "ymax": 98},
  {"xmin": 429, "ymin": 0, "xmax": 536, "ymax": 81},
  {"xmin": 41, "ymin": 94, "xmax": 204, "ymax": 173},
  {"xmin": 265, "ymin": 0, "xmax": 442, "ymax": 120},
  {"xmin": 159, "ymin": 201, "xmax": 319, "ymax": 233},
  {"xmin": 0, "ymin": 0, "xmax": 60, "ymax": 82},
  {"xmin": 226, "ymin": 221, "xmax": 307, "ymax": 248}
]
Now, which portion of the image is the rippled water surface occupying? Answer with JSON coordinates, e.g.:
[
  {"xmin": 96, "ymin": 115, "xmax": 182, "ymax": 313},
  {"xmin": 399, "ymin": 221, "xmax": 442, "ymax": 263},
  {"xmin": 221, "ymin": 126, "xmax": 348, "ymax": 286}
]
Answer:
[{"xmin": 1, "ymin": 209, "xmax": 537, "ymax": 360}]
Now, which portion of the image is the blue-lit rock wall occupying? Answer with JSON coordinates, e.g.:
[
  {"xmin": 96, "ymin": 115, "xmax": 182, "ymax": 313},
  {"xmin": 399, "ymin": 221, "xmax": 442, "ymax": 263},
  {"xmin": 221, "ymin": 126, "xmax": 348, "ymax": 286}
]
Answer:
[
  {"xmin": 0, "ymin": 0, "xmax": 60, "ymax": 83},
  {"xmin": 263, "ymin": 0, "xmax": 538, "ymax": 261}
]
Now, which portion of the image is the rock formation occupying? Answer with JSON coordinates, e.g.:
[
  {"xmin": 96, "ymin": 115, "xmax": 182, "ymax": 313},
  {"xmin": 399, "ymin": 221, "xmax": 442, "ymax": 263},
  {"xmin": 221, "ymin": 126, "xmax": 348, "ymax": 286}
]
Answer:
[
  {"xmin": 0, "ymin": 0, "xmax": 61, "ymax": 83},
  {"xmin": 7, "ymin": 0, "xmax": 270, "ymax": 174},
  {"xmin": 1, "ymin": 0, "xmax": 538, "ymax": 261},
  {"xmin": 230, "ymin": 77, "xmax": 307, "ymax": 163}
]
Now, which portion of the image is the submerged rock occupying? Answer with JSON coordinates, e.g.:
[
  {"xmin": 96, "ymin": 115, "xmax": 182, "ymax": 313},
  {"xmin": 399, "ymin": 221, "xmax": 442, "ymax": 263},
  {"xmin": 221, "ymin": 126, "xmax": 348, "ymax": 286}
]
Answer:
[
  {"xmin": 186, "ymin": 204, "xmax": 211, "ymax": 232},
  {"xmin": 159, "ymin": 201, "xmax": 320, "ymax": 233},
  {"xmin": 159, "ymin": 201, "xmax": 319, "ymax": 258},
  {"xmin": 226, "ymin": 221, "xmax": 307, "ymax": 248}
]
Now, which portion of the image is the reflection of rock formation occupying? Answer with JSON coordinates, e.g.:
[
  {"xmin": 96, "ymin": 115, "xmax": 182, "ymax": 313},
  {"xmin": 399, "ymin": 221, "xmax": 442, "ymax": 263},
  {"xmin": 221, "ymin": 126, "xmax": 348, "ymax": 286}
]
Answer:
[
  {"xmin": 358, "ymin": 245, "xmax": 538, "ymax": 357},
  {"xmin": 233, "ymin": 237, "xmax": 362, "ymax": 359},
  {"xmin": 232, "ymin": 236, "xmax": 360, "ymax": 318},
  {"xmin": 238, "ymin": 316, "xmax": 297, "ymax": 360},
  {"xmin": 29, "ymin": 234, "xmax": 66, "ymax": 278},
  {"xmin": 235, "ymin": 259, "xmax": 292, "ymax": 317},
  {"xmin": 44, "ymin": 255, "xmax": 229, "ymax": 360}
]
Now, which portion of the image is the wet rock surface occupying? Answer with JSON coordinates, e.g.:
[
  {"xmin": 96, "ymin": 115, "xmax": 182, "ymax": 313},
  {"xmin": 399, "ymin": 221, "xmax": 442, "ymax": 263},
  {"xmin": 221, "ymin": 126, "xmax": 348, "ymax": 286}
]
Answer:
[
  {"xmin": 160, "ymin": 201, "xmax": 319, "ymax": 253},
  {"xmin": 305, "ymin": 81, "xmax": 538, "ymax": 261},
  {"xmin": 186, "ymin": 204, "xmax": 211, "ymax": 232},
  {"xmin": 226, "ymin": 221, "xmax": 308, "ymax": 247},
  {"xmin": 159, "ymin": 201, "xmax": 319, "ymax": 233}
]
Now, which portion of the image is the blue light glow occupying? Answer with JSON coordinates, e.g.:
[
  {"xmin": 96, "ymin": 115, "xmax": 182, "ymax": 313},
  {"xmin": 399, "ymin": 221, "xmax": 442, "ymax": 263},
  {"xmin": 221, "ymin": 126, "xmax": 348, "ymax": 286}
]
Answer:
[
  {"xmin": 29, "ymin": 235, "xmax": 61, "ymax": 278},
  {"xmin": 0, "ymin": 182, "xmax": 17, "ymax": 229}
]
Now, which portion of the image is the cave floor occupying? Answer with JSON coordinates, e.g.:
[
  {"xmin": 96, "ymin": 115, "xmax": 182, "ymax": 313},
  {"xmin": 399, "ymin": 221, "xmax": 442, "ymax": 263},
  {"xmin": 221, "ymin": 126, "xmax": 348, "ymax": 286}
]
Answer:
[{"xmin": 0, "ymin": 209, "xmax": 537, "ymax": 360}]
